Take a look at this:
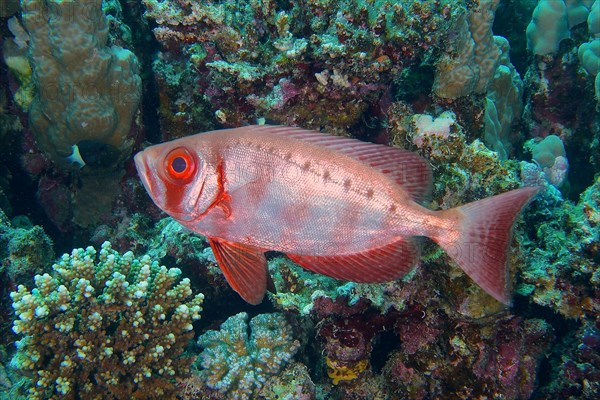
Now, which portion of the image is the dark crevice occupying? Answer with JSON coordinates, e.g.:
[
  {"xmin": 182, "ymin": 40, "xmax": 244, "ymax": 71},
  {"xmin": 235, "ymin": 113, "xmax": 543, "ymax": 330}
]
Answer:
[
  {"xmin": 119, "ymin": 0, "xmax": 162, "ymax": 144},
  {"xmin": 371, "ymin": 329, "xmax": 400, "ymax": 374}
]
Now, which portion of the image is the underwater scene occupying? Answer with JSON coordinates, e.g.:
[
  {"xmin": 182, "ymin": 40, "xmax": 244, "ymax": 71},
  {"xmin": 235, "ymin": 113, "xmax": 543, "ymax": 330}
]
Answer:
[{"xmin": 0, "ymin": 0, "xmax": 599, "ymax": 399}]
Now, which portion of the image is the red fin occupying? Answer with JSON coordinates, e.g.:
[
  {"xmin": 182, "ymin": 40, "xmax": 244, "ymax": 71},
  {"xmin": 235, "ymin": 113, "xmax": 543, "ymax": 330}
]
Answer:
[
  {"xmin": 208, "ymin": 238, "xmax": 267, "ymax": 305},
  {"xmin": 247, "ymin": 125, "xmax": 432, "ymax": 203},
  {"xmin": 434, "ymin": 187, "xmax": 540, "ymax": 305},
  {"xmin": 287, "ymin": 238, "xmax": 419, "ymax": 283}
]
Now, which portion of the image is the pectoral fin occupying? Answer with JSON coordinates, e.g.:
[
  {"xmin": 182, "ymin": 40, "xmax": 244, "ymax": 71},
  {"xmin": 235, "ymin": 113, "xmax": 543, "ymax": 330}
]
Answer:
[{"xmin": 208, "ymin": 238, "xmax": 267, "ymax": 305}]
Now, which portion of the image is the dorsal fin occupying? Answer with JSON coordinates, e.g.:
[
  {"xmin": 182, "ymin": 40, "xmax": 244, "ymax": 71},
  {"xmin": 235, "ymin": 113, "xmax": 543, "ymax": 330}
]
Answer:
[{"xmin": 246, "ymin": 125, "xmax": 432, "ymax": 203}]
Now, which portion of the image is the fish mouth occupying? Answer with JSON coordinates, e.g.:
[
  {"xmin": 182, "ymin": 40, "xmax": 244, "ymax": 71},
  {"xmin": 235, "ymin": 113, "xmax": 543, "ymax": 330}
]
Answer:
[
  {"xmin": 135, "ymin": 150, "xmax": 179, "ymax": 218},
  {"xmin": 134, "ymin": 151, "xmax": 154, "ymax": 195}
]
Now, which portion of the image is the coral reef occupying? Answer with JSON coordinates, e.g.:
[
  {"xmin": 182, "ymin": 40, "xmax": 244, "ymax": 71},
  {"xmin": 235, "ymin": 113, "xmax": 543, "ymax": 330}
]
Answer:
[
  {"xmin": 432, "ymin": 0, "xmax": 502, "ymax": 99},
  {"xmin": 142, "ymin": 0, "xmax": 465, "ymax": 133},
  {"xmin": 255, "ymin": 362, "xmax": 316, "ymax": 400},
  {"xmin": 526, "ymin": 0, "xmax": 597, "ymax": 64},
  {"xmin": 1, "ymin": 1, "xmax": 600, "ymax": 399},
  {"xmin": 195, "ymin": 312, "xmax": 300, "ymax": 400},
  {"xmin": 6, "ymin": 0, "xmax": 144, "ymax": 230},
  {"xmin": 388, "ymin": 103, "xmax": 522, "ymax": 207},
  {"xmin": 483, "ymin": 36, "xmax": 524, "ymax": 159},
  {"xmin": 578, "ymin": 0, "xmax": 600, "ymax": 101},
  {"xmin": 522, "ymin": 0, "xmax": 599, "ymax": 194},
  {"xmin": 384, "ymin": 316, "xmax": 553, "ymax": 399},
  {"xmin": 318, "ymin": 310, "xmax": 388, "ymax": 387},
  {"xmin": 10, "ymin": 241, "xmax": 204, "ymax": 399},
  {"xmin": 538, "ymin": 317, "xmax": 600, "ymax": 398},
  {"xmin": 527, "ymin": 134, "xmax": 569, "ymax": 187},
  {"xmin": 526, "ymin": 0, "xmax": 571, "ymax": 56},
  {"xmin": 91, "ymin": 215, "xmax": 238, "ymax": 303},
  {"xmin": 2, "ymin": 17, "xmax": 33, "ymax": 111}
]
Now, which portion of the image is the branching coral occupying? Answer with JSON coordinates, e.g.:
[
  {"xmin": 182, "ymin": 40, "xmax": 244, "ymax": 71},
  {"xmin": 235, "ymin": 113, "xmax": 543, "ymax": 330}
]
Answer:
[
  {"xmin": 196, "ymin": 312, "xmax": 299, "ymax": 400},
  {"xmin": 10, "ymin": 241, "xmax": 204, "ymax": 399}
]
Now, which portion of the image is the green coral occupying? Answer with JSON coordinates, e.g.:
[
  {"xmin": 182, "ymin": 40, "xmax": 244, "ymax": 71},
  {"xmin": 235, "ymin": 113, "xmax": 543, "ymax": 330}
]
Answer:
[
  {"xmin": 10, "ymin": 242, "xmax": 204, "ymax": 399},
  {"xmin": 520, "ymin": 176, "xmax": 600, "ymax": 318},
  {"xmin": 196, "ymin": 312, "xmax": 300, "ymax": 400},
  {"xmin": 143, "ymin": 0, "xmax": 461, "ymax": 130},
  {"xmin": 0, "ymin": 210, "xmax": 54, "ymax": 285}
]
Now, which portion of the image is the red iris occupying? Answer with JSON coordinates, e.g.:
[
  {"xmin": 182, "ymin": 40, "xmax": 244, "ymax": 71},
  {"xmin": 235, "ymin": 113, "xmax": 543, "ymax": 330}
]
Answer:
[{"xmin": 164, "ymin": 147, "xmax": 196, "ymax": 181}]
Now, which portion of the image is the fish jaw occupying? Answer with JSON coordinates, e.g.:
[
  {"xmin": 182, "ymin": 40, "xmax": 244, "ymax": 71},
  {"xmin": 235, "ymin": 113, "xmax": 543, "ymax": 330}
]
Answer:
[{"xmin": 134, "ymin": 151, "xmax": 155, "ymax": 198}]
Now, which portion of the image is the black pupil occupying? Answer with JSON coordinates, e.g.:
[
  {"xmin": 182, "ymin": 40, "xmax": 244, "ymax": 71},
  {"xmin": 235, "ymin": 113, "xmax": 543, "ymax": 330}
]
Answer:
[{"xmin": 172, "ymin": 157, "xmax": 187, "ymax": 173}]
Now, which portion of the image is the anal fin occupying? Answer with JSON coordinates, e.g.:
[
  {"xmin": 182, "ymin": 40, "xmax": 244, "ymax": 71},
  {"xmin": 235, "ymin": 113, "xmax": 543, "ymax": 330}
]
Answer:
[
  {"xmin": 287, "ymin": 238, "xmax": 419, "ymax": 283},
  {"xmin": 208, "ymin": 238, "xmax": 267, "ymax": 305}
]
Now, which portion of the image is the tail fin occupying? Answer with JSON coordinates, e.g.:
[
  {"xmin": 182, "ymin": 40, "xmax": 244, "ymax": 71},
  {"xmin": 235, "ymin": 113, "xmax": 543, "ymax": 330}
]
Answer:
[{"xmin": 434, "ymin": 187, "xmax": 539, "ymax": 305}]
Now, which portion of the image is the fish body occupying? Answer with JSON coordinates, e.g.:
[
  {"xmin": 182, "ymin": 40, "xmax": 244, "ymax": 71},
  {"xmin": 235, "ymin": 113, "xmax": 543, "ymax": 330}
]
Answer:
[{"xmin": 134, "ymin": 125, "xmax": 538, "ymax": 305}]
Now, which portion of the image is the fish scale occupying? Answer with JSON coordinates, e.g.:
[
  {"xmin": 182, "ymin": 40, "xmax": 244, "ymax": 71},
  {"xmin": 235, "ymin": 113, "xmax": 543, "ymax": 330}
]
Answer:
[
  {"xmin": 223, "ymin": 138, "xmax": 398, "ymax": 252},
  {"xmin": 135, "ymin": 125, "xmax": 539, "ymax": 305}
]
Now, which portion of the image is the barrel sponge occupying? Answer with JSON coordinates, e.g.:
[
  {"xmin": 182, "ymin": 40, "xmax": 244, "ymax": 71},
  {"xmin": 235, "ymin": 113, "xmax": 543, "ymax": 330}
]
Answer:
[
  {"xmin": 21, "ymin": 0, "xmax": 141, "ymax": 168},
  {"xmin": 526, "ymin": 0, "xmax": 570, "ymax": 55}
]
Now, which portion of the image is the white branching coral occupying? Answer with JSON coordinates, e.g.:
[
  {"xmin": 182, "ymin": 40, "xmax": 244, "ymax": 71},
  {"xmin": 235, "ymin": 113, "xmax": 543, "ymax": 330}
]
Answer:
[{"xmin": 10, "ymin": 241, "xmax": 204, "ymax": 400}]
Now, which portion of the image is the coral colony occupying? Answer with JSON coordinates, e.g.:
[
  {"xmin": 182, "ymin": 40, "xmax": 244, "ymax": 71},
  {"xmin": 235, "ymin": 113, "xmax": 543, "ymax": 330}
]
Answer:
[
  {"xmin": 0, "ymin": 0, "xmax": 599, "ymax": 399},
  {"xmin": 10, "ymin": 242, "xmax": 204, "ymax": 399}
]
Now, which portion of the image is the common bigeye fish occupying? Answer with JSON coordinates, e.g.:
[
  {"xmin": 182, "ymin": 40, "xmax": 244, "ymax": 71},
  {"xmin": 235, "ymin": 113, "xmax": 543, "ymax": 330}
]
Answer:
[{"xmin": 134, "ymin": 125, "xmax": 538, "ymax": 305}]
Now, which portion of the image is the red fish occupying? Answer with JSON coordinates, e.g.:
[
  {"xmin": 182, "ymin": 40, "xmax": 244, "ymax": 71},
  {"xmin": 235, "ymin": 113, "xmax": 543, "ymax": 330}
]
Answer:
[{"xmin": 134, "ymin": 125, "xmax": 538, "ymax": 305}]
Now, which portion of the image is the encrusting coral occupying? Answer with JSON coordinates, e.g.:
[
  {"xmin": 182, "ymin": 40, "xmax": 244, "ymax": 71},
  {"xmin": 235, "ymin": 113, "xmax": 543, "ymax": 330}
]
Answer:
[
  {"xmin": 519, "ymin": 176, "xmax": 600, "ymax": 319},
  {"xmin": 142, "ymin": 0, "xmax": 462, "ymax": 132},
  {"xmin": 10, "ymin": 241, "xmax": 204, "ymax": 399},
  {"xmin": 195, "ymin": 312, "xmax": 300, "ymax": 400},
  {"xmin": 0, "ymin": 209, "xmax": 54, "ymax": 285}
]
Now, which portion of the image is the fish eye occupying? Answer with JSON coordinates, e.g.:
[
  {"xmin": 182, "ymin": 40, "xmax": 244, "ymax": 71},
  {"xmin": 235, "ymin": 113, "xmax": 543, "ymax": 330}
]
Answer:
[{"xmin": 165, "ymin": 147, "xmax": 196, "ymax": 181}]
